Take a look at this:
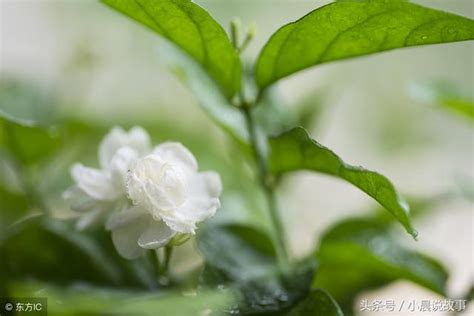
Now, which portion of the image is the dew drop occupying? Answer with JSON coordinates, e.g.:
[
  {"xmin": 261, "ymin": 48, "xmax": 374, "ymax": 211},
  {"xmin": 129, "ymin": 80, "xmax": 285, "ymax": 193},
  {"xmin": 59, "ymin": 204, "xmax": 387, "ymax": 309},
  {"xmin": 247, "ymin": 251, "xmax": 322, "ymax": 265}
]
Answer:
[{"xmin": 420, "ymin": 35, "xmax": 428, "ymax": 40}]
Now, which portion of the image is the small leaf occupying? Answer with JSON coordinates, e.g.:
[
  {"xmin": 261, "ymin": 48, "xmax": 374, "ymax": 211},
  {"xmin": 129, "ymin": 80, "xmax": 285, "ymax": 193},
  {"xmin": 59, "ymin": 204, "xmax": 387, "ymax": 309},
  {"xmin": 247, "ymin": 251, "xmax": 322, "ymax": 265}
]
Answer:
[
  {"xmin": 410, "ymin": 80, "xmax": 474, "ymax": 120},
  {"xmin": 255, "ymin": 0, "xmax": 474, "ymax": 89},
  {"xmin": 313, "ymin": 218, "xmax": 448, "ymax": 313},
  {"xmin": 102, "ymin": 0, "xmax": 241, "ymax": 98},
  {"xmin": 269, "ymin": 127, "xmax": 417, "ymax": 238},
  {"xmin": 287, "ymin": 289, "xmax": 343, "ymax": 316}
]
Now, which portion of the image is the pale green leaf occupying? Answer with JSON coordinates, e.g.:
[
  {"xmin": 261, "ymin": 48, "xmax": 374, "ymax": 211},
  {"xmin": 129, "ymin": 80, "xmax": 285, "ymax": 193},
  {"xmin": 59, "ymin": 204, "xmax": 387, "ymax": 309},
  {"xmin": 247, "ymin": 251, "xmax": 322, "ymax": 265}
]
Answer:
[
  {"xmin": 411, "ymin": 80, "xmax": 474, "ymax": 120},
  {"xmin": 102, "ymin": 0, "xmax": 241, "ymax": 98},
  {"xmin": 268, "ymin": 127, "xmax": 417, "ymax": 238},
  {"xmin": 255, "ymin": 0, "xmax": 474, "ymax": 89},
  {"xmin": 0, "ymin": 80, "xmax": 57, "ymax": 127},
  {"xmin": 155, "ymin": 40, "xmax": 249, "ymax": 145},
  {"xmin": 12, "ymin": 283, "xmax": 235, "ymax": 316}
]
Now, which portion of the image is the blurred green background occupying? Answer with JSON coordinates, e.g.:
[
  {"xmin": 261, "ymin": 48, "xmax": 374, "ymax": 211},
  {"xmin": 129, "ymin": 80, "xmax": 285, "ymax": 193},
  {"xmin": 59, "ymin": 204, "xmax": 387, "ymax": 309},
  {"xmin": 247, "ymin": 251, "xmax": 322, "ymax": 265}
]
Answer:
[{"xmin": 0, "ymin": 1, "xmax": 473, "ymax": 315}]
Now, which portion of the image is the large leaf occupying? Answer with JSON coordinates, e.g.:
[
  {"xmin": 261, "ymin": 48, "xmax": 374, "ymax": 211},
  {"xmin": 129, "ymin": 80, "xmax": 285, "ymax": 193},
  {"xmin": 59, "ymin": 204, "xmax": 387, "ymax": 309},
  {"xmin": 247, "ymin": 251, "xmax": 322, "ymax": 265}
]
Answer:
[
  {"xmin": 269, "ymin": 127, "xmax": 417, "ymax": 238},
  {"xmin": 255, "ymin": 0, "xmax": 474, "ymax": 89},
  {"xmin": 0, "ymin": 120, "xmax": 62, "ymax": 166},
  {"xmin": 197, "ymin": 224, "xmax": 315, "ymax": 315},
  {"xmin": 313, "ymin": 218, "xmax": 448, "ymax": 314},
  {"xmin": 287, "ymin": 289, "xmax": 343, "ymax": 316},
  {"xmin": 0, "ymin": 219, "xmax": 128, "ymax": 287},
  {"xmin": 102, "ymin": 0, "xmax": 241, "ymax": 98},
  {"xmin": 12, "ymin": 283, "xmax": 235, "ymax": 316}
]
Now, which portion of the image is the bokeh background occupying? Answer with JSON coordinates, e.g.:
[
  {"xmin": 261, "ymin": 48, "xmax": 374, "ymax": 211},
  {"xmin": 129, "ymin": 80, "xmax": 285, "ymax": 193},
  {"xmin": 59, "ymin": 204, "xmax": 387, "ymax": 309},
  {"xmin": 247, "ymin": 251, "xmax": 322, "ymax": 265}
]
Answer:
[{"xmin": 1, "ymin": 0, "xmax": 473, "ymax": 315}]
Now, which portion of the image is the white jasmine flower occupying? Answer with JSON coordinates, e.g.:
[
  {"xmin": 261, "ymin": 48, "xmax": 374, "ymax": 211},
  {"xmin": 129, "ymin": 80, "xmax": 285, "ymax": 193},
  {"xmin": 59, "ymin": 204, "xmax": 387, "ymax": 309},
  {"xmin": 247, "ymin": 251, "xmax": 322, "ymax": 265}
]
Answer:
[
  {"xmin": 105, "ymin": 143, "xmax": 222, "ymax": 259},
  {"xmin": 65, "ymin": 126, "xmax": 151, "ymax": 230}
]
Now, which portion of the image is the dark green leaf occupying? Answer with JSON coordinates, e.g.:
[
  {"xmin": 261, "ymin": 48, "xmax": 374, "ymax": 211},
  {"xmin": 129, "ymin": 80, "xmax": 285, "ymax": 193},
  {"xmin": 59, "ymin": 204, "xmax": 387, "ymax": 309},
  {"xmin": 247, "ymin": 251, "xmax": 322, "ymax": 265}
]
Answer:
[
  {"xmin": 197, "ymin": 225, "xmax": 277, "ymax": 282},
  {"xmin": 0, "ymin": 219, "xmax": 124, "ymax": 287},
  {"xmin": 269, "ymin": 127, "xmax": 416, "ymax": 238},
  {"xmin": 287, "ymin": 289, "xmax": 343, "ymax": 316},
  {"xmin": 198, "ymin": 224, "xmax": 315, "ymax": 314},
  {"xmin": 255, "ymin": 0, "xmax": 474, "ymax": 89},
  {"xmin": 313, "ymin": 218, "xmax": 448, "ymax": 313},
  {"xmin": 102, "ymin": 0, "xmax": 241, "ymax": 98}
]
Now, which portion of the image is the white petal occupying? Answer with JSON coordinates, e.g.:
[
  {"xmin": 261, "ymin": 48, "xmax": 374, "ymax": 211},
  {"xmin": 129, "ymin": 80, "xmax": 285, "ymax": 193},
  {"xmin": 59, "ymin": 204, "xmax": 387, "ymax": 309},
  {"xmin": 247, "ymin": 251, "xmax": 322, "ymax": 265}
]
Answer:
[
  {"xmin": 70, "ymin": 164, "xmax": 118, "ymax": 201},
  {"xmin": 199, "ymin": 171, "xmax": 222, "ymax": 198},
  {"xmin": 110, "ymin": 146, "xmax": 139, "ymax": 187},
  {"xmin": 110, "ymin": 209, "xmax": 150, "ymax": 259},
  {"xmin": 105, "ymin": 206, "xmax": 148, "ymax": 230},
  {"xmin": 75, "ymin": 206, "xmax": 107, "ymax": 230},
  {"xmin": 63, "ymin": 186, "xmax": 96, "ymax": 212},
  {"xmin": 153, "ymin": 142, "xmax": 198, "ymax": 171},
  {"xmin": 99, "ymin": 127, "xmax": 127, "ymax": 169},
  {"xmin": 99, "ymin": 126, "xmax": 151, "ymax": 169},
  {"xmin": 138, "ymin": 220, "xmax": 175, "ymax": 249},
  {"xmin": 128, "ymin": 126, "xmax": 151, "ymax": 154},
  {"xmin": 159, "ymin": 172, "xmax": 222, "ymax": 234}
]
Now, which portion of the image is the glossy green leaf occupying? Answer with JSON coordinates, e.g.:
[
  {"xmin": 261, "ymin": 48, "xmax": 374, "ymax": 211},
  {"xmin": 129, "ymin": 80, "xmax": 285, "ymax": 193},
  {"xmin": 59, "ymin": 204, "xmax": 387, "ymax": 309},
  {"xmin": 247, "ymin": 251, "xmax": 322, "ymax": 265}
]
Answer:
[
  {"xmin": 313, "ymin": 218, "xmax": 448, "ymax": 313},
  {"xmin": 198, "ymin": 224, "xmax": 315, "ymax": 314},
  {"xmin": 287, "ymin": 289, "xmax": 343, "ymax": 316},
  {"xmin": 269, "ymin": 127, "xmax": 417, "ymax": 238},
  {"xmin": 255, "ymin": 0, "xmax": 474, "ymax": 89},
  {"xmin": 102, "ymin": 0, "xmax": 241, "ymax": 98}
]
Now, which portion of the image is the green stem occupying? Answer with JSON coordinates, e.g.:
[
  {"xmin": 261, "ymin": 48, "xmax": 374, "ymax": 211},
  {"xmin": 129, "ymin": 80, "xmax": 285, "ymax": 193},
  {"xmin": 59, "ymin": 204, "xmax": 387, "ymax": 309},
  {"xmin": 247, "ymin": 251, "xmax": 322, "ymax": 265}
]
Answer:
[
  {"xmin": 162, "ymin": 245, "xmax": 173, "ymax": 276},
  {"xmin": 241, "ymin": 105, "xmax": 289, "ymax": 268},
  {"xmin": 147, "ymin": 249, "xmax": 161, "ymax": 277}
]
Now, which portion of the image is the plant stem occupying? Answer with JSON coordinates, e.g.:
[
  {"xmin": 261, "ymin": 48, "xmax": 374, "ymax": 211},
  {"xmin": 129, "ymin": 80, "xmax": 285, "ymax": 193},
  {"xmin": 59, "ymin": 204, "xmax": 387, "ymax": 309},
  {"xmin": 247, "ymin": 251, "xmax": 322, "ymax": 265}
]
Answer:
[
  {"xmin": 148, "ymin": 249, "xmax": 161, "ymax": 277},
  {"xmin": 241, "ymin": 105, "xmax": 289, "ymax": 269},
  {"xmin": 162, "ymin": 245, "xmax": 173, "ymax": 276}
]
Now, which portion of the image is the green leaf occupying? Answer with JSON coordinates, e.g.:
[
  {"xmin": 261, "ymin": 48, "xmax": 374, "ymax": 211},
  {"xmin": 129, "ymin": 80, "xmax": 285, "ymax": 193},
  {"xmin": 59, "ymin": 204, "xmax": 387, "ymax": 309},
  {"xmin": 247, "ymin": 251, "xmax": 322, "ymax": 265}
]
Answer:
[
  {"xmin": 197, "ymin": 225, "xmax": 277, "ymax": 282},
  {"xmin": 12, "ymin": 283, "xmax": 235, "ymax": 316},
  {"xmin": 102, "ymin": 0, "xmax": 241, "ymax": 98},
  {"xmin": 156, "ymin": 40, "xmax": 249, "ymax": 145},
  {"xmin": 313, "ymin": 218, "xmax": 448, "ymax": 313},
  {"xmin": 0, "ymin": 79, "xmax": 57, "ymax": 127},
  {"xmin": 197, "ymin": 224, "xmax": 315, "ymax": 314},
  {"xmin": 0, "ymin": 219, "xmax": 124, "ymax": 287},
  {"xmin": 287, "ymin": 289, "xmax": 343, "ymax": 316},
  {"xmin": 411, "ymin": 80, "xmax": 474, "ymax": 120},
  {"xmin": 0, "ymin": 120, "xmax": 62, "ymax": 165},
  {"xmin": 269, "ymin": 127, "xmax": 417, "ymax": 238},
  {"xmin": 255, "ymin": 0, "xmax": 474, "ymax": 89}
]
